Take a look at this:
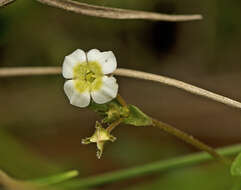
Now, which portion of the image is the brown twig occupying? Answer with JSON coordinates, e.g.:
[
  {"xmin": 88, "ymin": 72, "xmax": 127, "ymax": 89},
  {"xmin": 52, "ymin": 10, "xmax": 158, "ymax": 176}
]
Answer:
[
  {"xmin": 35, "ymin": 0, "xmax": 202, "ymax": 22},
  {"xmin": 0, "ymin": 0, "xmax": 15, "ymax": 7},
  {"xmin": 0, "ymin": 67, "xmax": 241, "ymax": 110}
]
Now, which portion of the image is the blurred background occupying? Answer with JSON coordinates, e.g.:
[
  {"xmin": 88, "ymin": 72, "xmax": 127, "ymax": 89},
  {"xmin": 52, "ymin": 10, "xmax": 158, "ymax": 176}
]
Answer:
[{"xmin": 0, "ymin": 0, "xmax": 241, "ymax": 189}]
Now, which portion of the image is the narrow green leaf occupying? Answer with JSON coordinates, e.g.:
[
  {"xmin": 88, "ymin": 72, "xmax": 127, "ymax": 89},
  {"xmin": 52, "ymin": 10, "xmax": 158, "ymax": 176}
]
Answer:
[
  {"xmin": 58, "ymin": 144, "xmax": 241, "ymax": 189},
  {"xmin": 123, "ymin": 105, "xmax": 152, "ymax": 126},
  {"xmin": 231, "ymin": 152, "xmax": 241, "ymax": 176},
  {"xmin": 31, "ymin": 170, "xmax": 79, "ymax": 186}
]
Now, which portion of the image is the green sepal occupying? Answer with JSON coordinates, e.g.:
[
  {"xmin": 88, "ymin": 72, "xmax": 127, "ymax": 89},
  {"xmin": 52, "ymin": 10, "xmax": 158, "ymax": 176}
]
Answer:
[
  {"xmin": 88, "ymin": 100, "xmax": 110, "ymax": 113},
  {"xmin": 123, "ymin": 105, "xmax": 153, "ymax": 126},
  {"xmin": 88, "ymin": 99, "xmax": 129, "ymax": 124},
  {"xmin": 89, "ymin": 100, "xmax": 152, "ymax": 127},
  {"xmin": 231, "ymin": 152, "xmax": 241, "ymax": 176}
]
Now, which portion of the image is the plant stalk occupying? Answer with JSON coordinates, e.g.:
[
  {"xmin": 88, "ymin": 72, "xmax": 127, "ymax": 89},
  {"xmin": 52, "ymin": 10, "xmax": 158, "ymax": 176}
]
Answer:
[{"xmin": 151, "ymin": 118, "xmax": 229, "ymax": 163}]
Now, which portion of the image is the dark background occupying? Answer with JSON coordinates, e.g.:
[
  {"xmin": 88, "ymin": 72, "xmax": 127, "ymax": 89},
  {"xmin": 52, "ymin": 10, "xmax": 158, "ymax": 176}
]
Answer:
[{"xmin": 0, "ymin": 0, "xmax": 241, "ymax": 189}]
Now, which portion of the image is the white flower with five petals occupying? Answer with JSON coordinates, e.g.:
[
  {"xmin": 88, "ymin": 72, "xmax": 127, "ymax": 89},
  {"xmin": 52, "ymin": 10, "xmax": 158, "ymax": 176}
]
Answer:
[{"xmin": 62, "ymin": 49, "xmax": 118, "ymax": 108}]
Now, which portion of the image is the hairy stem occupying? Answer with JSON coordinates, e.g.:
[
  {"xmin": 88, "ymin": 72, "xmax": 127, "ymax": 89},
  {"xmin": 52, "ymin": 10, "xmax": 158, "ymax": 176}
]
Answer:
[
  {"xmin": 0, "ymin": 67, "xmax": 61, "ymax": 77},
  {"xmin": 0, "ymin": 67, "xmax": 240, "ymax": 110},
  {"xmin": 36, "ymin": 0, "xmax": 202, "ymax": 22},
  {"xmin": 0, "ymin": 0, "xmax": 15, "ymax": 7},
  {"xmin": 0, "ymin": 0, "xmax": 202, "ymax": 22},
  {"xmin": 151, "ymin": 119, "xmax": 228, "ymax": 163},
  {"xmin": 115, "ymin": 68, "xmax": 241, "ymax": 110},
  {"xmin": 59, "ymin": 143, "xmax": 241, "ymax": 189}
]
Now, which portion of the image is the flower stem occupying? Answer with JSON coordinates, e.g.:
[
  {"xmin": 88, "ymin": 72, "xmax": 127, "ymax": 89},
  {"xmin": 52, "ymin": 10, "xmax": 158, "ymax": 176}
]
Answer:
[
  {"xmin": 151, "ymin": 118, "xmax": 229, "ymax": 163},
  {"xmin": 114, "ymin": 95, "xmax": 225, "ymax": 163},
  {"xmin": 116, "ymin": 94, "xmax": 128, "ymax": 107},
  {"xmin": 106, "ymin": 118, "xmax": 123, "ymax": 133}
]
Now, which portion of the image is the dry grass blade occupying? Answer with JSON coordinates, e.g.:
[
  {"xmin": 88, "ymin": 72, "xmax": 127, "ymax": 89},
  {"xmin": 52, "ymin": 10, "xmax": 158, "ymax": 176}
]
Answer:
[
  {"xmin": 0, "ymin": 0, "xmax": 15, "ymax": 7},
  {"xmin": 36, "ymin": 0, "xmax": 202, "ymax": 22}
]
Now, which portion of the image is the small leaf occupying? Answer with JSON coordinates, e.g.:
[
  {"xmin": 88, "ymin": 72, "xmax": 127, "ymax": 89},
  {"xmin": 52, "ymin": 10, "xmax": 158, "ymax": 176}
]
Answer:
[
  {"xmin": 88, "ymin": 100, "xmax": 110, "ymax": 113},
  {"xmin": 231, "ymin": 152, "xmax": 241, "ymax": 176},
  {"xmin": 123, "ymin": 105, "xmax": 152, "ymax": 126},
  {"xmin": 89, "ymin": 100, "xmax": 126, "ymax": 123},
  {"xmin": 31, "ymin": 170, "xmax": 79, "ymax": 186}
]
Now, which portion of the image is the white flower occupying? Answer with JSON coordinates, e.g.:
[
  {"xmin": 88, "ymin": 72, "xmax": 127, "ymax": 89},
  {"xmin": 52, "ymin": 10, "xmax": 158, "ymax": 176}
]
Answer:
[{"xmin": 62, "ymin": 49, "xmax": 118, "ymax": 108}]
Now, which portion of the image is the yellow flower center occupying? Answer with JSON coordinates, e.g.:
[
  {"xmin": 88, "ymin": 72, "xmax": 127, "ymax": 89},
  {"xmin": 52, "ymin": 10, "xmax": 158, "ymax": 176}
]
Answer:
[{"xmin": 73, "ymin": 61, "xmax": 103, "ymax": 93}]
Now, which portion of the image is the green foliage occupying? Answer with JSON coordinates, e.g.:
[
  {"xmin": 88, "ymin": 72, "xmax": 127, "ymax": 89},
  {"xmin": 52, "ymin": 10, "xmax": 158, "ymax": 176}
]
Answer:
[
  {"xmin": 55, "ymin": 144, "xmax": 241, "ymax": 189},
  {"xmin": 90, "ymin": 99, "xmax": 154, "ymax": 126},
  {"xmin": 88, "ymin": 100, "xmax": 110, "ymax": 113},
  {"xmin": 123, "ymin": 105, "xmax": 152, "ymax": 126},
  {"xmin": 0, "ymin": 128, "xmax": 59, "ymax": 178},
  {"xmin": 231, "ymin": 152, "xmax": 241, "ymax": 176},
  {"xmin": 127, "ymin": 164, "xmax": 234, "ymax": 190},
  {"xmin": 32, "ymin": 170, "xmax": 79, "ymax": 186}
]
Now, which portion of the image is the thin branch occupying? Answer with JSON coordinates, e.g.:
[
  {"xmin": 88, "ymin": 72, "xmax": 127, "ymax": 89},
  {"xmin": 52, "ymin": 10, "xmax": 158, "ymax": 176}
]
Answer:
[
  {"xmin": 36, "ymin": 0, "xmax": 202, "ymax": 22},
  {"xmin": 0, "ymin": 0, "xmax": 15, "ymax": 7},
  {"xmin": 0, "ymin": 67, "xmax": 241, "ymax": 110},
  {"xmin": 114, "ymin": 68, "xmax": 241, "ymax": 110},
  {"xmin": 151, "ymin": 118, "xmax": 228, "ymax": 163},
  {"xmin": 0, "ymin": 0, "xmax": 202, "ymax": 21},
  {"xmin": 0, "ymin": 67, "xmax": 61, "ymax": 77},
  {"xmin": 59, "ymin": 143, "xmax": 241, "ymax": 189}
]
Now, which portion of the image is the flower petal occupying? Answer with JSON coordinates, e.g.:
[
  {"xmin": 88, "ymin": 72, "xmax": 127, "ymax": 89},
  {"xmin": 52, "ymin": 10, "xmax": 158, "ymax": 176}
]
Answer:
[
  {"xmin": 64, "ymin": 80, "xmax": 91, "ymax": 108},
  {"xmin": 63, "ymin": 49, "xmax": 87, "ymax": 79},
  {"xmin": 87, "ymin": 49, "xmax": 117, "ymax": 74},
  {"xmin": 91, "ymin": 76, "xmax": 118, "ymax": 104}
]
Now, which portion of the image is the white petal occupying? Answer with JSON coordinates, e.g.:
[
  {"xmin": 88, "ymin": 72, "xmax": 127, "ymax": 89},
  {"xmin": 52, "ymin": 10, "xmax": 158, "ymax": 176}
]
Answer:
[
  {"xmin": 64, "ymin": 80, "xmax": 91, "ymax": 108},
  {"xmin": 91, "ymin": 76, "xmax": 118, "ymax": 104},
  {"xmin": 87, "ymin": 49, "xmax": 117, "ymax": 74},
  {"xmin": 62, "ymin": 49, "xmax": 87, "ymax": 79}
]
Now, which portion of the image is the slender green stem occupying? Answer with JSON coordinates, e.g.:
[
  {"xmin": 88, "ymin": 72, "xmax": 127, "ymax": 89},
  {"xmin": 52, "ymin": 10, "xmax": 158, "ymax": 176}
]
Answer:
[
  {"xmin": 59, "ymin": 143, "xmax": 241, "ymax": 189},
  {"xmin": 116, "ymin": 94, "xmax": 128, "ymax": 107},
  {"xmin": 105, "ymin": 94, "xmax": 127, "ymax": 133},
  {"xmin": 115, "ymin": 95, "xmax": 225, "ymax": 162},
  {"xmin": 106, "ymin": 118, "xmax": 123, "ymax": 133},
  {"xmin": 152, "ymin": 119, "xmax": 229, "ymax": 163}
]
